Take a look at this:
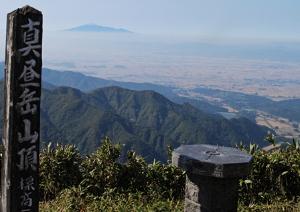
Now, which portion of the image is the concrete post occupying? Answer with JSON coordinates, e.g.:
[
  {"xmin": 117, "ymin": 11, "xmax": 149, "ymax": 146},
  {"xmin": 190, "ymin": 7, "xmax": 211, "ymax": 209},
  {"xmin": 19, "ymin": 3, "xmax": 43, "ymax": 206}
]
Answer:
[{"xmin": 172, "ymin": 144, "xmax": 252, "ymax": 212}]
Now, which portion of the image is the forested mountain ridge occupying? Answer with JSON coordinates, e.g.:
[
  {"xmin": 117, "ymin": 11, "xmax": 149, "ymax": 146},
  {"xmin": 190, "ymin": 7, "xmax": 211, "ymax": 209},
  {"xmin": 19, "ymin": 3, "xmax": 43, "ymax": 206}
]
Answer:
[{"xmin": 0, "ymin": 81, "xmax": 269, "ymax": 161}]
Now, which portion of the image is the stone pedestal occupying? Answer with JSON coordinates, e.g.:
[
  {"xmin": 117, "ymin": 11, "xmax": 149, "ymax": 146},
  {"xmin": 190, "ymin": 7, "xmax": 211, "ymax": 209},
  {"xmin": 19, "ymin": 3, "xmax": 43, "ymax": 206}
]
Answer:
[{"xmin": 172, "ymin": 144, "xmax": 252, "ymax": 212}]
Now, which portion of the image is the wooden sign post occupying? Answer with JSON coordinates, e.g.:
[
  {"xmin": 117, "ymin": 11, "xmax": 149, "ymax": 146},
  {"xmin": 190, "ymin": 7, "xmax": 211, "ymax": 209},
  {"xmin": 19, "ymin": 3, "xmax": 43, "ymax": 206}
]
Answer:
[{"xmin": 1, "ymin": 6, "xmax": 43, "ymax": 212}]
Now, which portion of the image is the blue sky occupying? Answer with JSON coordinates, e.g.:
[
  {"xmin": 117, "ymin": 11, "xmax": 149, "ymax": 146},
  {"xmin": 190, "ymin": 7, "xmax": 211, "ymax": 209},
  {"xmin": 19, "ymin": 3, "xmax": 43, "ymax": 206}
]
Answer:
[{"xmin": 1, "ymin": 0, "xmax": 300, "ymax": 40}]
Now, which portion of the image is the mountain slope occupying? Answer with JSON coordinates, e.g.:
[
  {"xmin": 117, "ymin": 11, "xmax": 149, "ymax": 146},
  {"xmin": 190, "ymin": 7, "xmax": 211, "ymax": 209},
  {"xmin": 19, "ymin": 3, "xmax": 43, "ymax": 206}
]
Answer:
[
  {"xmin": 0, "ymin": 80, "xmax": 269, "ymax": 161},
  {"xmin": 42, "ymin": 86, "xmax": 269, "ymax": 161}
]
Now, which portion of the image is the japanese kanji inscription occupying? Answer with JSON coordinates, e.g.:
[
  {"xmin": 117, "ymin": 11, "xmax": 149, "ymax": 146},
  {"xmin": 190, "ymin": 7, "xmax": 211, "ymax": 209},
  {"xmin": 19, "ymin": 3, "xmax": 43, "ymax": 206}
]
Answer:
[{"xmin": 1, "ymin": 6, "xmax": 42, "ymax": 212}]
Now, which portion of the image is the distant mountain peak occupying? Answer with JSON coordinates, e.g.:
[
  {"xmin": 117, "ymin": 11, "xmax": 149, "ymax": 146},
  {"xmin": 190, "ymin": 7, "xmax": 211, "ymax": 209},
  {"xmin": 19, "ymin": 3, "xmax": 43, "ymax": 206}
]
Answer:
[{"xmin": 67, "ymin": 24, "xmax": 132, "ymax": 33}]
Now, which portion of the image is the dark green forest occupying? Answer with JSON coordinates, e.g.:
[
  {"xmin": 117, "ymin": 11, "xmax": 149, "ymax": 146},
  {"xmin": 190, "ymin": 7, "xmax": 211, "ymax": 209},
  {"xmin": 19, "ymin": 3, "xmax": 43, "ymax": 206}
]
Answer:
[{"xmin": 0, "ymin": 80, "xmax": 270, "ymax": 162}]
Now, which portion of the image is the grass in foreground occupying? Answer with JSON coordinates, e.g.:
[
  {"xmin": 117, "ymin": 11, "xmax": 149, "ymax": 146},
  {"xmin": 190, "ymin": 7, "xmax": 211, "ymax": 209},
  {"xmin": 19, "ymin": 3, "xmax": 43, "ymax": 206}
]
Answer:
[
  {"xmin": 239, "ymin": 200, "xmax": 300, "ymax": 212},
  {"xmin": 40, "ymin": 188, "xmax": 183, "ymax": 212},
  {"xmin": 40, "ymin": 189, "xmax": 299, "ymax": 212}
]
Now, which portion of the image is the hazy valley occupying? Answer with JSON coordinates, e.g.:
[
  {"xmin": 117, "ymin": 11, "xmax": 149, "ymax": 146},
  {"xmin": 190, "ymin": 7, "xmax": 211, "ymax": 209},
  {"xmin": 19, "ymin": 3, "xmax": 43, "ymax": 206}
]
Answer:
[
  {"xmin": 34, "ymin": 31, "xmax": 300, "ymax": 100},
  {"xmin": 1, "ymin": 60, "xmax": 298, "ymax": 143},
  {"xmin": 1, "ymin": 27, "xmax": 300, "ymax": 156},
  {"xmin": 36, "ymin": 30, "xmax": 300, "ymax": 140}
]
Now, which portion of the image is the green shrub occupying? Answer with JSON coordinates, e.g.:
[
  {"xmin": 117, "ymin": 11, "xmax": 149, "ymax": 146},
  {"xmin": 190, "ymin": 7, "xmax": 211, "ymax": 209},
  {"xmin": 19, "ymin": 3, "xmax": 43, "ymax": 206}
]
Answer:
[
  {"xmin": 80, "ymin": 137, "xmax": 122, "ymax": 196},
  {"xmin": 147, "ymin": 160, "xmax": 185, "ymax": 199},
  {"xmin": 39, "ymin": 143, "xmax": 82, "ymax": 200},
  {"xmin": 38, "ymin": 137, "xmax": 185, "ymax": 201},
  {"xmin": 239, "ymin": 140, "xmax": 300, "ymax": 205},
  {"xmin": 40, "ymin": 187, "xmax": 87, "ymax": 212},
  {"xmin": 119, "ymin": 151, "xmax": 149, "ymax": 192},
  {"xmin": 118, "ymin": 150, "xmax": 185, "ymax": 199}
]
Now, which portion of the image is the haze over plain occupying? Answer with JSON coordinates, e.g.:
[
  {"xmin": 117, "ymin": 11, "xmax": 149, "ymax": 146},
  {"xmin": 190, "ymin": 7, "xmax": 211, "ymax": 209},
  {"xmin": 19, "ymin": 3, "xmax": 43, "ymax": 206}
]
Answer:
[{"xmin": 1, "ymin": 0, "xmax": 300, "ymax": 98}]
